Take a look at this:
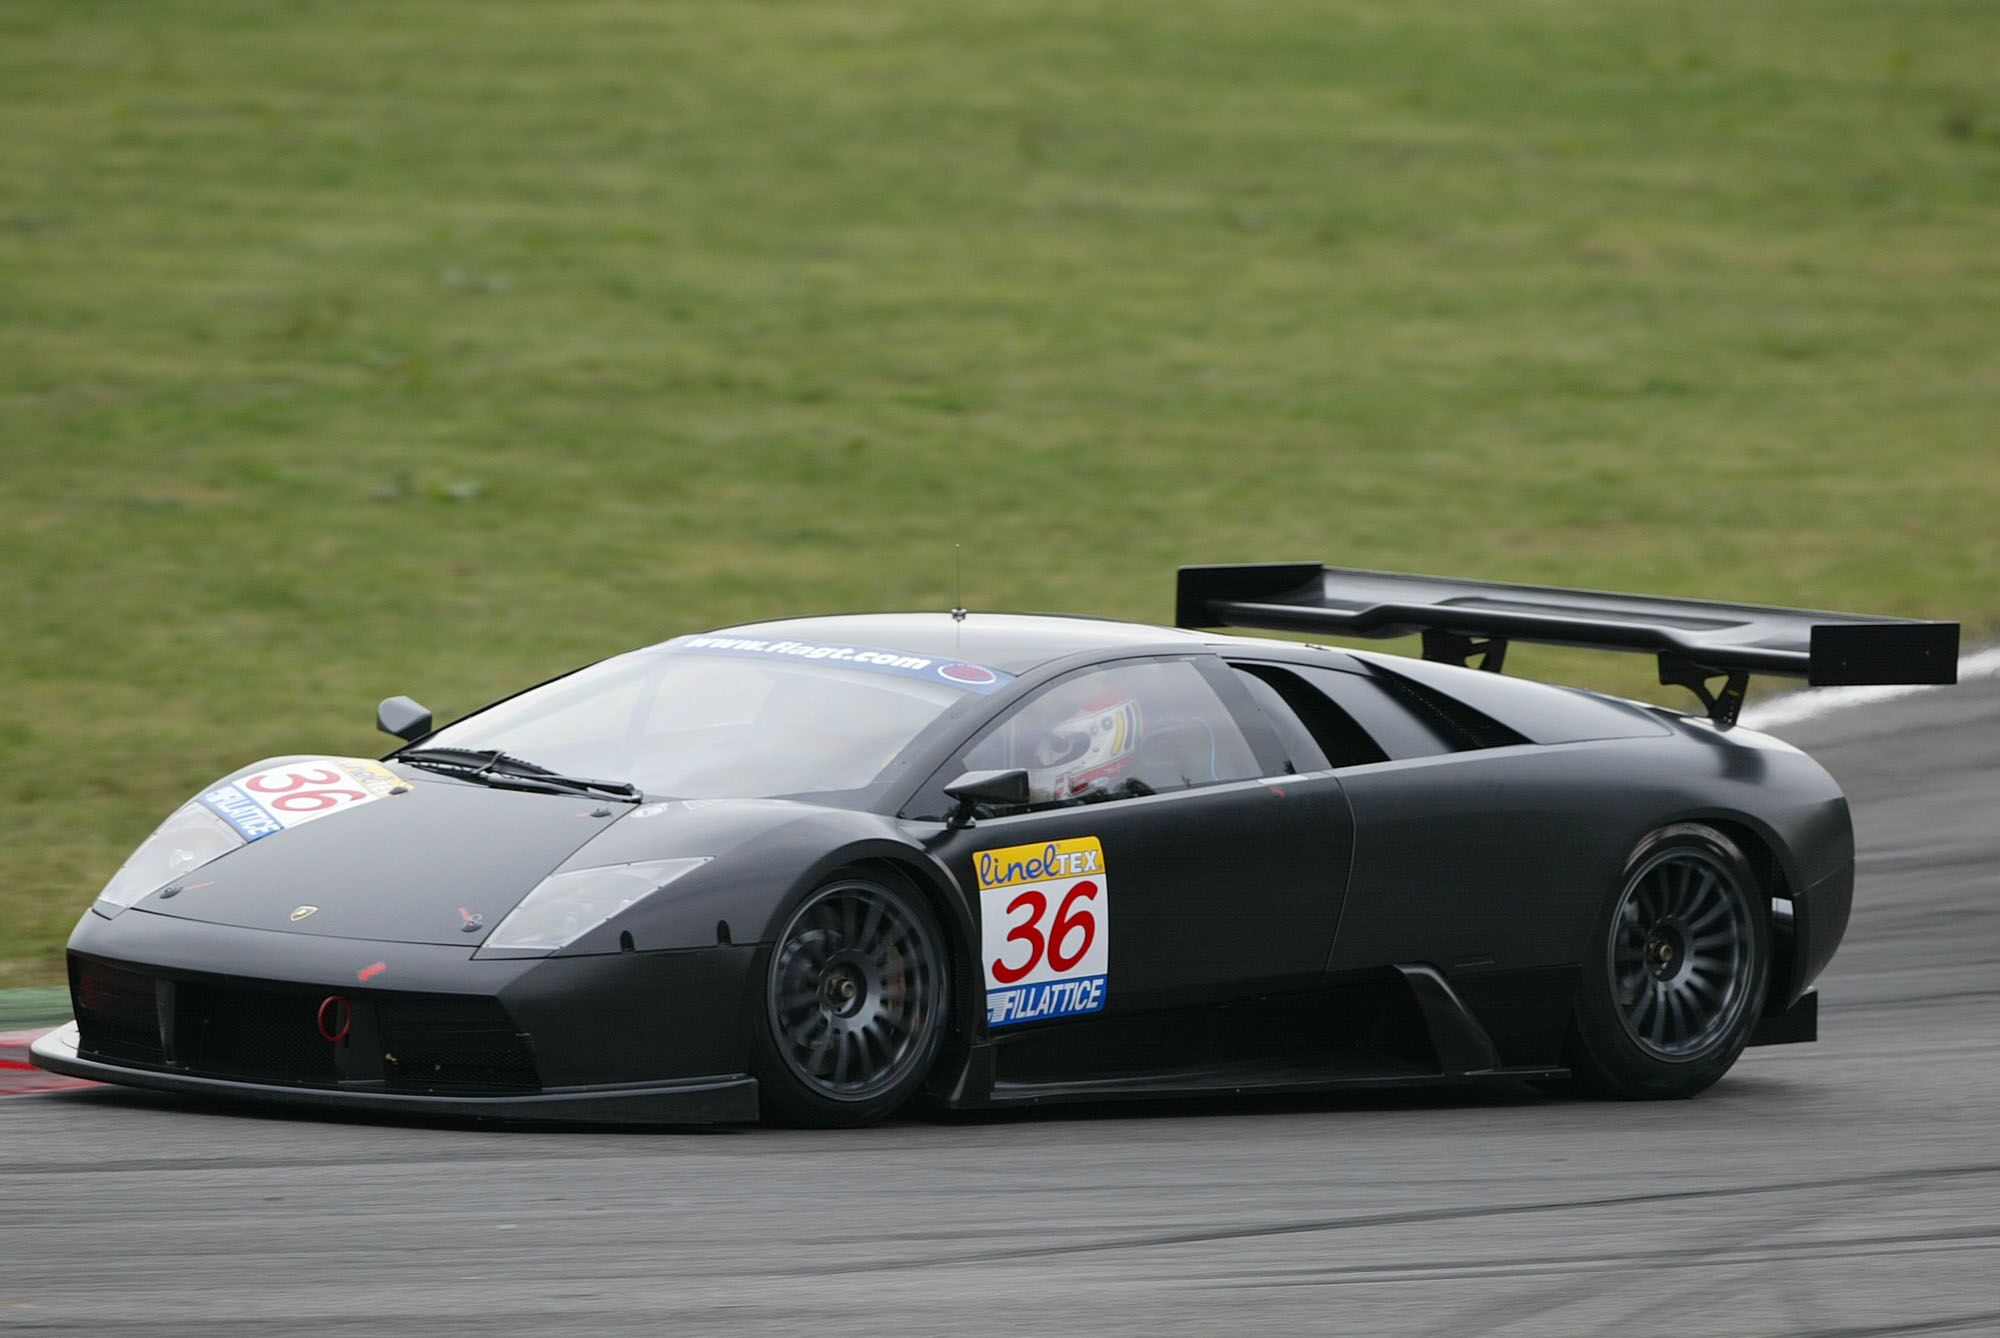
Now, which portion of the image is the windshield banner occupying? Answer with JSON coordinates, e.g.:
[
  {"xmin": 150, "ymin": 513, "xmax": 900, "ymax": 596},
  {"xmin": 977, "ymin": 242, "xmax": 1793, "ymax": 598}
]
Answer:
[{"xmin": 669, "ymin": 635, "xmax": 1014, "ymax": 694}]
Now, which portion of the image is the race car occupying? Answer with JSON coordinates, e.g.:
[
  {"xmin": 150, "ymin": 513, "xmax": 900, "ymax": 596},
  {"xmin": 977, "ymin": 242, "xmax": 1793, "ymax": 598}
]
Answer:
[{"xmin": 33, "ymin": 563, "xmax": 1958, "ymax": 1126}]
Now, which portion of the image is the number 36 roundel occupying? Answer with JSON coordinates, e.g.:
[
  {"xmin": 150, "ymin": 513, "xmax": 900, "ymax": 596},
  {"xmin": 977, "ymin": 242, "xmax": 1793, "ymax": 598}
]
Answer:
[
  {"xmin": 198, "ymin": 758, "xmax": 410, "ymax": 843},
  {"xmin": 975, "ymin": 836, "xmax": 1110, "ymax": 1028}
]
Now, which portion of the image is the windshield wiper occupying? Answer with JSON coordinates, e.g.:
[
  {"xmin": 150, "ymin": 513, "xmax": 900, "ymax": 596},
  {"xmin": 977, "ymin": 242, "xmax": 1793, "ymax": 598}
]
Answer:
[{"xmin": 393, "ymin": 747, "xmax": 642, "ymax": 802}]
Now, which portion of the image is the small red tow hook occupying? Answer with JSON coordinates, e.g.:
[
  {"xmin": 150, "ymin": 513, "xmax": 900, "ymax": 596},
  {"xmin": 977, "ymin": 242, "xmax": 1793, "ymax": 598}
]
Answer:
[{"xmin": 316, "ymin": 995, "xmax": 353, "ymax": 1044}]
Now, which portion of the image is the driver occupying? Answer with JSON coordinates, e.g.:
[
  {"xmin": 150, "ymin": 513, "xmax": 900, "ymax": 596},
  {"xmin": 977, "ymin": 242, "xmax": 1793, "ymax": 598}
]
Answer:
[{"xmin": 1023, "ymin": 689, "xmax": 1144, "ymax": 803}]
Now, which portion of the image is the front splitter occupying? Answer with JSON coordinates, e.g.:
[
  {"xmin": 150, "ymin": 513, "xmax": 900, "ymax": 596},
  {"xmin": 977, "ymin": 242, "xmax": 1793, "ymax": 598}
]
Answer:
[{"xmin": 30, "ymin": 1023, "xmax": 759, "ymax": 1125}]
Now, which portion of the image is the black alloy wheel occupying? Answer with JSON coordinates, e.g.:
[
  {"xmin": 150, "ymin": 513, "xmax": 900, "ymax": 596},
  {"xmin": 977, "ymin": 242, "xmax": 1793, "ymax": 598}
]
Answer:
[
  {"xmin": 1610, "ymin": 843, "xmax": 1758, "ymax": 1059},
  {"xmin": 1564, "ymin": 823, "xmax": 1772, "ymax": 1100},
  {"xmin": 757, "ymin": 875, "xmax": 948, "ymax": 1126}
]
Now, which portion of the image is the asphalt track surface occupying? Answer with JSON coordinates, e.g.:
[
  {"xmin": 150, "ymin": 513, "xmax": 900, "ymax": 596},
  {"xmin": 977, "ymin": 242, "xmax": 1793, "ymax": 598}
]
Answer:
[{"xmin": 5, "ymin": 681, "xmax": 1997, "ymax": 1336}]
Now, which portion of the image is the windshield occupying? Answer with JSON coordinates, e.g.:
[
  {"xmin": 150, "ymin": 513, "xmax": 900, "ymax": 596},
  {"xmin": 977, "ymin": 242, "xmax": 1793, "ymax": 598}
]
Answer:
[{"xmin": 416, "ymin": 639, "xmax": 1001, "ymax": 800}]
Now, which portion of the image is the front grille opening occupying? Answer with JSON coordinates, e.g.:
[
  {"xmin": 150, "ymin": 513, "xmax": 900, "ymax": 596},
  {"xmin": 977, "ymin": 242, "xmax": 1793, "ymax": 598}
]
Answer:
[
  {"xmin": 379, "ymin": 997, "xmax": 538, "ymax": 1095},
  {"xmin": 72, "ymin": 958, "xmax": 165, "ymax": 1066},
  {"xmin": 65, "ymin": 956, "xmax": 541, "ymax": 1098},
  {"xmin": 179, "ymin": 982, "xmax": 336, "ymax": 1085}
]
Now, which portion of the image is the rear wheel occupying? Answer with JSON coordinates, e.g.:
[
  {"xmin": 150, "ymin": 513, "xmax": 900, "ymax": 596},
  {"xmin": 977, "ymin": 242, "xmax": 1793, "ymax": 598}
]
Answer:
[
  {"xmin": 754, "ymin": 874, "xmax": 949, "ymax": 1127},
  {"xmin": 1564, "ymin": 823, "xmax": 1770, "ymax": 1099}
]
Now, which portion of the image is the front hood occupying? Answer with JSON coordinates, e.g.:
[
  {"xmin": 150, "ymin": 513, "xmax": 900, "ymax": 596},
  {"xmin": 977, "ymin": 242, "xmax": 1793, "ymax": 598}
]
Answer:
[{"xmin": 137, "ymin": 769, "xmax": 621, "ymax": 946}]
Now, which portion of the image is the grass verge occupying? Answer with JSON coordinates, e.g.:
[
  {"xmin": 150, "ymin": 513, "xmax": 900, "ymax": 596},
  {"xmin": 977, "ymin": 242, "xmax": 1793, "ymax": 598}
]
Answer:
[{"xmin": 3, "ymin": 0, "xmax": 1996, "ymax": 983}]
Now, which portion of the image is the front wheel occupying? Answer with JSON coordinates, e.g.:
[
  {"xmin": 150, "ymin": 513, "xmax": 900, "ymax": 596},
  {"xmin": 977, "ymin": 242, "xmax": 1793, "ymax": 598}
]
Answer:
[
  {"xmin": 1564, "ymin": 823, "xmax": 1771, "ymax": 1100},
  {"xmin": 754, "ymin": 874, "xmax": 950, "ymax": 1127}
]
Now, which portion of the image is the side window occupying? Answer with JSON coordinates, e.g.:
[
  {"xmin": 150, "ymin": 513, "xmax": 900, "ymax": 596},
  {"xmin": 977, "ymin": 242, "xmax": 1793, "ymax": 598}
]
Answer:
[
  {"xmin": 1368, "ymin": 666, "xmax": 1529, "ymax": 750},
  {"xmin": 959, "ymin": 659, "xmax": 1262, "ymax": 808},
  {"xmin": 1288, "ymin": 664, "xmax": 1525, "ymax": 761},
  {"xmin": 1231, "ymin": 664, "xmax": 1388, "ymax": 770}
]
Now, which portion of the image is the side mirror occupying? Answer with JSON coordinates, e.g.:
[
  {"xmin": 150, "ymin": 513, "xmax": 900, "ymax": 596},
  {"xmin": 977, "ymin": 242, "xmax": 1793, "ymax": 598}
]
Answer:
[
  {"xmin": 943, "ymin": 769, "xmax": 1030, "ymax": 829},
  {"xmin": 376, "ymin": 695, "xmax": 433, "ymax": 742}
]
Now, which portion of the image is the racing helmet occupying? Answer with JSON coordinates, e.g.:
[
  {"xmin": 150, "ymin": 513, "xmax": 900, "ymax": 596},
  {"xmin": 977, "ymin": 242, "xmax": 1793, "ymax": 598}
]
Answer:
[{"xmin": 1026, "ymin": 691, "xmax": 1143, "ymax": 802}]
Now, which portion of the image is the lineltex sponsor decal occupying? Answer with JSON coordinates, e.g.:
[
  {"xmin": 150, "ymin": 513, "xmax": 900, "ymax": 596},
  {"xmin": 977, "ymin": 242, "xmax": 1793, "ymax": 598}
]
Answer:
[
  {"xmin": 670, "ymin": 635, "xmax": 1013, "ymax": 694},
  {"xmin": 978, "ymin": 836, "xmax": 1109, "ymax": 1027},
  {"xmin": 198, "ymin": 758, "xmax": 409, "ymax": 843}
]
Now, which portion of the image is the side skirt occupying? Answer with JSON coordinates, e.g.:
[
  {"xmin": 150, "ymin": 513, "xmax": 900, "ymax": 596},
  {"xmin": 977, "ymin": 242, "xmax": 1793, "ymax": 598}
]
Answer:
[
  {"xmin": 980, "ymin": 1060, "xmax": 1567, "ymax": 1109},
  {"xmin": 937, "ymin": 964, "xmax": 1568, "ymax": 1111}
]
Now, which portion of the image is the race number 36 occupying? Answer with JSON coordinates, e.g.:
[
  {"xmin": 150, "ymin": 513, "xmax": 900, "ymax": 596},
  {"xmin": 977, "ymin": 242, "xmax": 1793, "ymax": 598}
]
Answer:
[
  {"xmin": 242, "ymin": 766, "xmax": 370, "ymax": 814},
  {"xmin": 991, "ymin": 881, "xmax": 1100, "ymax": 984},
  {"xmin": 199, "ymin": 757, "xmax": 408, "ymax": 843},
  {"xmin": 976, "ymin": 836, "xmax": 1110, "ymax": 1028}
]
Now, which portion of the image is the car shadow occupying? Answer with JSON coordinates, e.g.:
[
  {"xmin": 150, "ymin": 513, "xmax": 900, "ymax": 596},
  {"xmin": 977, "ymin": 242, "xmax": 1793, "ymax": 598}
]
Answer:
[{"xmin": 26, "ymin": 1068, "xmax": 1804, "ymax": 1135}]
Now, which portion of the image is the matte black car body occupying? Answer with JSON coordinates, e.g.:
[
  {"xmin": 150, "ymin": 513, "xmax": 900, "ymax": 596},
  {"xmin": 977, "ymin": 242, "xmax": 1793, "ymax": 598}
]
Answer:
[{"xmin": 36, "ymin": 606, "xmax": 1866, "ymax": 1122}]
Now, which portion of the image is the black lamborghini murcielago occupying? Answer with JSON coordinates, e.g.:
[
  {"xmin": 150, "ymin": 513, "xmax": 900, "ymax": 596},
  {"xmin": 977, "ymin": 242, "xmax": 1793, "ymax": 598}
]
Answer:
[{"xmin": 33, "ymin": 564, "xmax": 1957, "ymax": 1126}]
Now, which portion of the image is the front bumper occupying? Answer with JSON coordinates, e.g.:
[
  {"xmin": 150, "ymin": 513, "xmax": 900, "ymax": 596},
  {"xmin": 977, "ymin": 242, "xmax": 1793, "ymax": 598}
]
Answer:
[
  {"xmin": 31, "ymin": 1022, "xmax": 758, "ymax": 1124},
  {"xmin": 42, "ymin": 910, "xmax": 768, "ymax": 1125}
]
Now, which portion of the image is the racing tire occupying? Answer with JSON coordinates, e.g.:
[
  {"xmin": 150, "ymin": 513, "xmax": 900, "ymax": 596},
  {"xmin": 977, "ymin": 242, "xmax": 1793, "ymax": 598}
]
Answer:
[
  {"xmin": 1563, "ymin": 823, "xmax": 1772, "ymax": 1100},
  {"xmin": 754, "ymin": 873, "xmax": 950, "ymax": 1128}
]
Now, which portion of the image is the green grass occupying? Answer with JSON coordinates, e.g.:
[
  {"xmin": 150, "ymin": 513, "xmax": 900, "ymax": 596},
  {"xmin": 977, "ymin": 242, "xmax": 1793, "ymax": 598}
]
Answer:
[{"xmin": 3, "ymin": 0, "xmax": 1997, "ymax": 985}]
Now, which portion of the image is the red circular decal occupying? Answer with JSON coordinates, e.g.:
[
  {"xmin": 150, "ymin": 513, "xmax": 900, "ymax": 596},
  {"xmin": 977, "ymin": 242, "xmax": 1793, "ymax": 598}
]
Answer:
[{"xmin": 939, "ymin": 663, "xmax": 997, "ymax": 686}]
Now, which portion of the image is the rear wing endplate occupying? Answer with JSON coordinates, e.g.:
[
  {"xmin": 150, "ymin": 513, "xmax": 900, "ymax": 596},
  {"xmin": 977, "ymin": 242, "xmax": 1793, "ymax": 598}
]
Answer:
[{"xmin": 1176, "ymin": 563, "xmax": 1958, "ymax": 729}]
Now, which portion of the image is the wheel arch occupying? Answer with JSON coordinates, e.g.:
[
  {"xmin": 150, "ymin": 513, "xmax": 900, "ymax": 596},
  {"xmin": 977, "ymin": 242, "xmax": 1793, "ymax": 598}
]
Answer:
[
  {"xmin": 1678, "ymin": 812, "xmax": 1795, "ymax": 895},
  {"xmin": 790, "ymin": 845, "xmax": 982, "ymax": 1100},
  {"xmin": 1563, "ymin": 817, "xmax": 1777, "ymax": 1096},
  {"xmin": 1668, "ymin": 812, "xmax": 1799, "ymax": 1017}
]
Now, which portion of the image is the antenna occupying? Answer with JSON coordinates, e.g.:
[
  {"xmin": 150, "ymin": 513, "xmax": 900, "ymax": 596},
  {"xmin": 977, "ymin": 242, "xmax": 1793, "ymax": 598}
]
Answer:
[{"xmin": 951, "ymin": 545, "xmax": 967, "ymax": 644}]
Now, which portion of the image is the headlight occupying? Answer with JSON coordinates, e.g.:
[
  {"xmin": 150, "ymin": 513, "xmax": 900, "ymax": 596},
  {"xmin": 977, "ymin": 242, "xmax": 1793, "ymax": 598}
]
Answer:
[
  {"xmin": 479, "ymin": 857, "xmax": 711, "ymax": 953},
  {"xmin": 95, "ymin": 802, "xmax": 246, "ymax": 916}
]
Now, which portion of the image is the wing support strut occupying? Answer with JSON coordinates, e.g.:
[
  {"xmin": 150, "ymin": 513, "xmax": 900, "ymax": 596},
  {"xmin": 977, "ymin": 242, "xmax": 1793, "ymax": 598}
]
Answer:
[
  {"xmin": 1421, "ymin": 629, "xmax": 1508, "ymax": 674},
  {"xmin": 1658, "ymin": 655, "xmax": 1749, "ymax": 732}
]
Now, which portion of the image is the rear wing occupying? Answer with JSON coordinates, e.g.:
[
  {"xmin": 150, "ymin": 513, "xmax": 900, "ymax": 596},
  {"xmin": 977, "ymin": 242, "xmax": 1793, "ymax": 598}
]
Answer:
[{"xmin": 1176, "ymin": 563, "xmax": 1958, "ymax": 729}]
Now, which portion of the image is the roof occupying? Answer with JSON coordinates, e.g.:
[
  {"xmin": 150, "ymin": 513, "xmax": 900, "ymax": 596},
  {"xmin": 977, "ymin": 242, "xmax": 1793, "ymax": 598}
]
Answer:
[{"xmin": 692, "ymin": 612, "xmax": 1213, "ymax": 674}]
